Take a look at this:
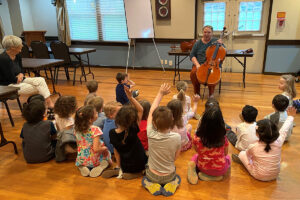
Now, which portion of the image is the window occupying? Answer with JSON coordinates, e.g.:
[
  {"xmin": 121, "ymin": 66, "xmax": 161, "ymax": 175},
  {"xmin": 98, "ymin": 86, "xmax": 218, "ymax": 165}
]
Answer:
[
  {"xmin": 238, "ymin": 1, "xmax": 263, "ymax": 31},
  {"xmin": 204, "ymin": 2, "xmax": 226, "ymax": 31},
  {"xmin": 66, "ymin": 0, "xmax": 128, "ymax": 42}
]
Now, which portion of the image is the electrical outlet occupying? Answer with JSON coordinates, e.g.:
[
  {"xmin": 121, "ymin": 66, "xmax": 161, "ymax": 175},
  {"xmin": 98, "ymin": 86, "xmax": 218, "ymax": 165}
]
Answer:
[
  {"xmin": 165, "ymin": 60, "xmax": 168, "ymax": 65},
  {"xmin": 161, "ymin": 59, "xmax": 164, "ymax": 65},
  {"xmin": 169, "ymin": 60, "xmax": 173, "ymax": 66}
]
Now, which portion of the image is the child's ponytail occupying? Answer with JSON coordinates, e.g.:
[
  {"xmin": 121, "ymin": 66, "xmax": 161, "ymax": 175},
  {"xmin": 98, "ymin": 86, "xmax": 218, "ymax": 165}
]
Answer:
[
  {"xmin": 177, "ymin": 89, "xmax": 186, "ymax": 104},
  {"xmin": 257, "ymin": 119, "xmax": 280, "ymax": 153},
  {"xmin": 264, "ymin": 143, "xmax": 271, "ymax": 152}
]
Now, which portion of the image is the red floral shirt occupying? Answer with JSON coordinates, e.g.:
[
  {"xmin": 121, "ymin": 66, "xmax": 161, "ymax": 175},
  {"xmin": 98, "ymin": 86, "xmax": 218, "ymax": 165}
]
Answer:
[{"xmin": 193, "ymin": 135, "xmax": 228, "ymax": 171}]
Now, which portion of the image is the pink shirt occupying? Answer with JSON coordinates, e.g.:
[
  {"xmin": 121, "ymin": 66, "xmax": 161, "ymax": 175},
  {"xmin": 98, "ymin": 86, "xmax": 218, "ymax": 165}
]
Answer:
[{"xmin": 240, "ymin": 116, "xmax": 293, "ymax": 181}]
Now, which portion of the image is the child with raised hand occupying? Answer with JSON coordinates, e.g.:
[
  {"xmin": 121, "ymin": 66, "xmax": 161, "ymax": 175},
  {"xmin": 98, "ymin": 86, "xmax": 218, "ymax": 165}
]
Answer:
[
  {"xmin": 265, "ymin": 94, "xmax": 292, "ymax": 141},
  {"xmin": 21, "ymin": 98, "xmax": 57, "ymax": 163},
  {"xmin": 84, "ymin": 80, "xmax": 98, "ymax": 105},
  {"xmin": 75, "ymin": 105, "xmax": 111, "ymax": 177},
  {"xmin": 87, "ymin": 96, "xmax": 107, "ymax": 130},
  {"xmin": 168, "ymin": 94, "xmax": 200, "ymax": 151},
  {"xmin": 142, "ymin": 83, "xmax": 181, "ymax": 197},
  {"xmin": 108, "ymin": 86, "xmax": 147, "ymax": 180},
  {"xmin": 279, "ymin": 75, "xmax": 297, "ymax": 107},
  {"xmin": 188, "ymin": 105, "xmax": 230, "ymax": 184},
  {"xmin": 137, "ymin": 100, "xmax": 151, "ymax": 152},
  {"xmin": 173, "ymin": 81, "xmax": 200, "ymax": 120},
  {"xmin": 115, "ymin": 72, "xmax": 139, "ymax": 105},
  {"xmin": 232, "ymin": 107, "xmax": 296, "ymax": 181},
  {"xmin": 226, "ymin": 105, "xmax": 258, "ymax": 151},
  {"xmin": 54, "ymin": 96, "xmax": 77, "ymax": 131}
]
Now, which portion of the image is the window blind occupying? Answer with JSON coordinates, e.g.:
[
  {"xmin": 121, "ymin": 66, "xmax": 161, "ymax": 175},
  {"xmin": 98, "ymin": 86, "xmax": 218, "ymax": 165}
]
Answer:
[{"xmin": 66, "ymin": 0, "xmax": 128, "ymax": 42}]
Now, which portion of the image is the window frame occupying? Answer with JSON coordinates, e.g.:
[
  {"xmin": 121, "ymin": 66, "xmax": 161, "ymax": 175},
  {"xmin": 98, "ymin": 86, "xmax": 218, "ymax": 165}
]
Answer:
[
  {"xmin": 237, "ymin": 0, "xmax": 264, "ymax": 32},
  {"xmin": 203, "ymin": 1, "xmax": 227, "ymax": 32},
  {"xmin": 66, "ymin": 0, "xmax": 129, "ymax": 43}
]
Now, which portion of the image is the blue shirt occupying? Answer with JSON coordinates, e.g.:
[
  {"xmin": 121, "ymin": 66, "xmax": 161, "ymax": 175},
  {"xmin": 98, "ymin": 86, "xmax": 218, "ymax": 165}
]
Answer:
[
  {"xmin": 102, "ymin": 118, "xmax": 116, "ymax": 154},
  {"xmin": 116, "ymin": 83, "xmax": 130, "ymax": 105}
]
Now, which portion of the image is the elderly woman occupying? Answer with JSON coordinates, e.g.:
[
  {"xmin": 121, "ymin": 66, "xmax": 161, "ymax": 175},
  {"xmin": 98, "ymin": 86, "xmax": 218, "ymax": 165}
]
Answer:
[{"xmin": 0, "ymin": 35, "xmax": 54, "ymax": 108}]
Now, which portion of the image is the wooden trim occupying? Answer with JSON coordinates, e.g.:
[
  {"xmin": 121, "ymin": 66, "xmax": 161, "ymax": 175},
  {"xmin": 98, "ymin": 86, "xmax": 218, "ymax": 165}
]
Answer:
[
  {"xmin": 262, "ymin": 0, "xmax": 273, "ymax": 74},
  {"xmin": 263, "ymin": 72, "xmax": 297, "ymax": 75},
  {"xmin": 267, "ymin": 40, "xmax": 300, "ymax": 45},
  {"xmin": 45, "ymin": 37, "xmax": 193, "ymax": 45},
  {"xmin": 90, "ymin": 65, "xmax": 191, "ymax": 72}
]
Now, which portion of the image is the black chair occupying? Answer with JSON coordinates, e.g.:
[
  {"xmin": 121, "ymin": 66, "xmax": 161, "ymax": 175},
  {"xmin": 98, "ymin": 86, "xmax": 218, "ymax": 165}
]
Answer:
[
  {"xmin": 50, "ymin": 41, "xmax": 80, "ymax": 85},
  {"xmin": 0, "ymin": 86, "xmax": 22, "ymax": 127},
  {"xmin": 0, "ymin": 122, "xmax": 18, "ymax": 154},
  {"xmin": 20, "ymin": 42, "xmax": 31, "ymax": 58},
  {"xmin": 30, "ymin": 41, "xmax": 51, "ymax": 79}
]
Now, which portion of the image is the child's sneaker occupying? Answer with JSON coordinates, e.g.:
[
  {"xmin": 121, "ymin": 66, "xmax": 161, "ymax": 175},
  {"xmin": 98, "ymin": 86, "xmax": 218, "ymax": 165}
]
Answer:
[
  {"xmin": 132, "ymin": 90, "xmax": 139, "ymax": 98},
  {"xmin": 232, "ymin": 154, "xmax": 242, "ymax": 165},
  {"xmin": 101, "ymin": 167, "xmax": 120, "ymax": 178},
  {"xmin": 90, "ymin": 160, "xmax": 109, "ymax": 178},
  {"xmin": 142, "ymin": 176, "xmax": 163, "ymax": 196},
  {"xmin": 162, "ymin": 175, "xmax": 181, "ymax": 196},
  {"xmin": 198, "ymin": 172, "xmax": 223, "ymax": 181},
  {"xmin": 187, "ymin": 161, "xmax": 198, "ymax": 185},
  {"xmin": 78, "ymin": 166, "xmax": 90, "ymax": 177}
]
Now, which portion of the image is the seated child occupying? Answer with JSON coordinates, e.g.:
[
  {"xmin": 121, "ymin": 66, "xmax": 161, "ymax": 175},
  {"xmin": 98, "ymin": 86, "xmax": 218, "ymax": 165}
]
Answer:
[
  {"xmin": 20, "ymin": 97, "xmax": 57, "ymax": 163},
  {"xmin": 265, "ymin": 94, "xmax": 292, "ymax": 141},
  {"xmin": 232, "ymin": 107, "xmax": 296, "ymax": 181},
  {"xmin": 137, "ymin": 100, "xmax": 151, "ymax": 152},
  {"xmin": 102, "ymin": 101, "xmax": 122, "ymax": 154},
  {"xmin": 75, "ymin": 105, "xmax": 111, "ymax": 177},
  {"xmin": 142, "ymin": 83, "xmax": 181, "ymax": 197},
  {"xmin": 187, "ymin": 106, "xmax": 230, "ymax": 184},
  {"xmin": 168, "ymin": 93, "xmax": 200, "ymax": 151},
  {"xmin": 226, "ymin": 105, "xmax": 258, "ymax": 151},
  {"xmin": 109, "ymin": 86, "xmax": 147, "ymax": 180},
  {"xmin": 115, "ymin": 72, "xmax": 138, "ymax": 105},
  {"xmin": 84, "ymin": 80, "xmax": 98, "ymax": 105},
  {"xmin": 87, "ymin": 96, "xmax": 107, "ymax": 130},
  {"xmin": 173, "ymin": 81, "xmax": 200, "ymax": 119},
  {"xmin": 54, "ymin": 96, "xmax": 77, "ymax": 131}
]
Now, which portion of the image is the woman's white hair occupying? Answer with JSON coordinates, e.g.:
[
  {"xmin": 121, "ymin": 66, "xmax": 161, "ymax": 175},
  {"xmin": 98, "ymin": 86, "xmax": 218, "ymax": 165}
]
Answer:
[{"xmin": 2, "ymin": 35, "xmax": 22, "ymax": 50}]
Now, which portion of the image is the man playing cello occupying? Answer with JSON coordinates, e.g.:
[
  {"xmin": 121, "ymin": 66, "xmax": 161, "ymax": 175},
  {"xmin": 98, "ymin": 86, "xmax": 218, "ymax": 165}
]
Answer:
[{"xmin": 190, "ymin": 25, "xmax": 223, "ymax": 98}]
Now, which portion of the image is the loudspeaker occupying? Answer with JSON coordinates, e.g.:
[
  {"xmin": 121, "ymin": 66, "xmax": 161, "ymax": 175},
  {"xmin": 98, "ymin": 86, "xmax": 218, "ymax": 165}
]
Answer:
[
  {"xmin": 0, "ymin": 0, "xmax": 2, "ymax": 5},
  {"xmin": 156, "ymin": 0, "xmax": 171, "ymax": 20}
]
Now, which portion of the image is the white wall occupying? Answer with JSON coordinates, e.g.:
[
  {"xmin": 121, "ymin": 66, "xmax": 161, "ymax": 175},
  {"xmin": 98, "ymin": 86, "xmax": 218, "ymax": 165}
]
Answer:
[
  {"xmin": 30, "ymin": 0, "xmax": 58, "ymax": 36},
  {"xmin": 19, "ymin": 0, "xmax": 35, "ymax": 31},
  {"xmin": 269, "ymin": 0, "xmax": 300, "ymax": 40},
  {"xmin": 0, "ymin": 0, "xmax": 13, "ymax": 35}
]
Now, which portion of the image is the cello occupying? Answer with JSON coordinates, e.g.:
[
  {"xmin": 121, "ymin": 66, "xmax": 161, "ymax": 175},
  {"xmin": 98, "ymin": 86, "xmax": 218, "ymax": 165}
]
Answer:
[{"xmin": 196, "ymin": 27, "xmax": 227, "ymax": 95}]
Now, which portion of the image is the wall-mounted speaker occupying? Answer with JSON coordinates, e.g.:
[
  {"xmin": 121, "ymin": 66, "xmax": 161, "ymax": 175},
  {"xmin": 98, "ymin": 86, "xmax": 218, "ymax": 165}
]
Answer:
[
  {"xmin": 0, "ymin": 0, "xmax": 2, "ymax": 5},
  {"xmin": 156, "ymin": 0, "xmax": 171, "ymax": 20}
]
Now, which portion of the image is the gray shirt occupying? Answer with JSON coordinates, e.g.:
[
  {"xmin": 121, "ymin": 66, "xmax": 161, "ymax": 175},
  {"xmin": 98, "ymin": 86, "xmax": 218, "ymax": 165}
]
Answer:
[
  {"xmin": 21, "ymin": 120, "xmax": 56, "ymax": 163},
  {"xmin": 147, "ymin": 124, "xmax": 181, "ymax": 174}
]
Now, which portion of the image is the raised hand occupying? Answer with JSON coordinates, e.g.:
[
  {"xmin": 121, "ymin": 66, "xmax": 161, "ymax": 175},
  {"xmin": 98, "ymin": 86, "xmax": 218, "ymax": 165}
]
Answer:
[
  {"xmin": 159, "ymin": 83, "xmax": 171, "ymax": 96},
  {"xmin": 287, "ymin": 106, "xmax": 296, "ymax": 117},
  {"xmin": 193, "ymin": 94, "xmax": 201, "ymax": 102},
  {"xmin": 124, "ymin": 85, "xmax": 132, "ymax": 99}
]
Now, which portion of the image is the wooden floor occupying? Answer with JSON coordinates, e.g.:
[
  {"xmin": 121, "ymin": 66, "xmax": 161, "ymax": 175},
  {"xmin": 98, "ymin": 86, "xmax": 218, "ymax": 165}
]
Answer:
[{"xmin": 1, "ymin": 68, "xmax": 300, "ymax": 200}]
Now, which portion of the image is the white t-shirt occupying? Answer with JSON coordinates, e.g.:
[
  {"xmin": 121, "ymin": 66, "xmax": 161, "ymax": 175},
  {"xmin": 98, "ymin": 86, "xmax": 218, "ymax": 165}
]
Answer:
[
  {"xmin": 147, "ymin": 124, "xmax": 181, "ymax": 174},
  {"xmin": 235, "ymin": 122, "xmax": 259, "ymax": 151}
]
